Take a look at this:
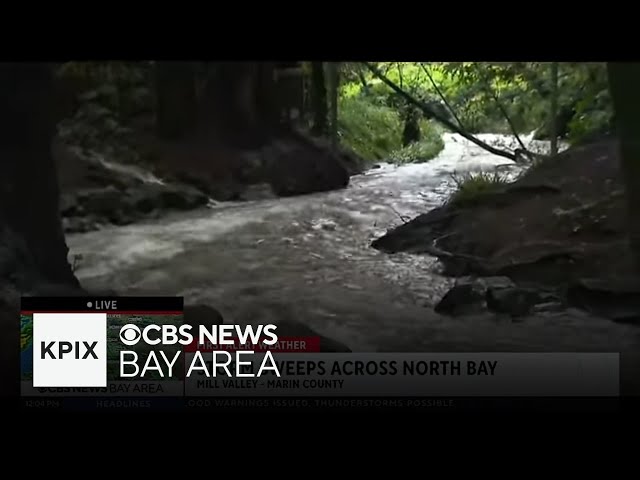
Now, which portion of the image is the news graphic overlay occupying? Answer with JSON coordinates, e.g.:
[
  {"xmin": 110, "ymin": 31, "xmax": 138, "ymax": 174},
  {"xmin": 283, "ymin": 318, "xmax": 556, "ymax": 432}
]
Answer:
[
  {"xmin": 184, "ymin": 352, "xmax": 621, "ymax": 400},
  {"xmin": 19, "ymin": 296, "xmax": 626, "ymax": 410},
  {"xmin": 21, "ymin": 296, "xmax": 184, "ymax": 406},
  {"xmin": 183, "ymin": 326, "xmax": 316, "ymax": 396}
]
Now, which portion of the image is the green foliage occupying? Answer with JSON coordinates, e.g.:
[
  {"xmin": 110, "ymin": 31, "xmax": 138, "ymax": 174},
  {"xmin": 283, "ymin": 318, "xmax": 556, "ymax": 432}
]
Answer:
[
  {"xmin": 343, "ymin": 62, "xmax": 613, "ymax": 143},
  {"xmin": 389, "ymin": 121, "xmax": 444, "ymax": 164},
  {"xmin": 448, "ymin": 171, "xmax": 510, "ymax": 207},
  {"xmin": 338, "ymin": 95, "xmax": 403, "ymax": 160},
  {"xmin": 338, "ymin": 95, "xmax": 444, "ymax": 163},
  {"xmin": 566, "ymin": 76, "xmax": 613, "ymax": 143}
]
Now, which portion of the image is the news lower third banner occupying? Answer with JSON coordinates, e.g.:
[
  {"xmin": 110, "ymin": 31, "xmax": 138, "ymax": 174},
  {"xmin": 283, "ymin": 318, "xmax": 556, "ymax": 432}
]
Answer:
[{"xmin": 20, "ymin": 296, "xmax": 623, "ymax": 409}]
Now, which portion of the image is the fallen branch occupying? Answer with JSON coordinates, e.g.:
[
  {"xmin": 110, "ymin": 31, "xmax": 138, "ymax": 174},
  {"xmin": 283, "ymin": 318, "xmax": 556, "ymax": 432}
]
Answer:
[{"xmin": 363, "ymin": 62, "xmax": 517, "ymax": 162}]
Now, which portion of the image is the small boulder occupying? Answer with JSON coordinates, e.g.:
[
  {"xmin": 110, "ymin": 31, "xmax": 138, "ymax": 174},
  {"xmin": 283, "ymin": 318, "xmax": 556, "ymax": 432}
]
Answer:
[
  {"xmin": 159, "ymin": 184, "xmax": 209, "ymax": 210},
  {"xmin": 434, "ymin": 277, "xmax": 515, "ymax": 316},
  {"xmin": 239, "ymin": 183, "xmax": 277, "ymax": 201},
  {"xmin": 126, "ymin": 183, "xmax": 209, "ymax": 216},
  {"xmin": 265, "ymin": 140, "xmax": 350, "ymax": 197},
  {"xmin": 486, "ymin": 287, "xmax": 543, "ymax": 317},
  {"xmin": 434, "ymin": 282, "xmax": 485, "ymax": 316},
  {"xmin": 435, "ymin": 275, "xmax": 559, "ymax": 318},
  {"xmin": 76, "ymin": 186, "xmax": 122, "ymax": 216}
]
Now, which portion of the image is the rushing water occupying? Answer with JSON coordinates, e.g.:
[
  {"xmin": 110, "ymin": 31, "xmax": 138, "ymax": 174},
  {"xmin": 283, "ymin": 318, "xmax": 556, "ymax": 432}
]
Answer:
[{"xmin": 67, "ymin": 134, "xmax": 640, "ymax": 353}]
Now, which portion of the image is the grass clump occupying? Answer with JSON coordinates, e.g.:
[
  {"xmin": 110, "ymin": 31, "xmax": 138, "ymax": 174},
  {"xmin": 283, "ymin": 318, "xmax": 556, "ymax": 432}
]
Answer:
[
  {"xmin": 448, "ymin": 170, "xmax": 510, "ymax": 207},
  {"xmin": 389, "ymin": 121, "xmax": 444, "ymax": 164}
]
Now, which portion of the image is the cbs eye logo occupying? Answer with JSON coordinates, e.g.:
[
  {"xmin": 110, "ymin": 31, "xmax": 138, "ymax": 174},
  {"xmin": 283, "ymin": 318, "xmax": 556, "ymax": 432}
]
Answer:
[{"xmin": 119, "ymin": 324, "xmax": 142, "ymax": 346}]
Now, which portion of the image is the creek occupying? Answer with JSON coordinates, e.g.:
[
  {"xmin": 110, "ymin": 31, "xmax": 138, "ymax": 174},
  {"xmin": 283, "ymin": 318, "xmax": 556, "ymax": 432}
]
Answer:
[{"xmin": 68, "ymin": 133, "xmax": 640, "ymax": 353}]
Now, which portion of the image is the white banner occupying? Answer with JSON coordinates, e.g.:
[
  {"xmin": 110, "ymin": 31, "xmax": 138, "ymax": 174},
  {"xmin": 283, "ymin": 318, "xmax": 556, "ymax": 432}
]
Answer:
[{"xmin": 184, "ymin": 352, "xmax": 620, "ymax": 397}]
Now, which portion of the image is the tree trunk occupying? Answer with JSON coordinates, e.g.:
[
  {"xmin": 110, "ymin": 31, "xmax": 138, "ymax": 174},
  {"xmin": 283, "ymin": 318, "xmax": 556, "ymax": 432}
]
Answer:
[
  {"xmin": 327, "ymin": 62, "xmax": 340, "ymax": 147},
  {"xmin": 272, "ymin": 63, "xmax": 304, "ymax": 130},
  {"xmin": 255, "ymin": 62, "xmax": 280, "ymax": 130},
  {"xmin": 155, "ymin": 62, "xmax": 197, "ymax": 140},
  {"xmin": 310, "ymin": 62, "xmax": 328, "ymax": 136},
  {"xmin": 550, "ymin": 62, "xmax": 559, "ymax": 156},
  {"xmin": 0, "ymin": 63, "xmax": 78, "ymax": 288},
  {"xmin": 198, "ymin": 62, "xmax": 266, "ymax": 147},
  {"xmin": 607, "ymin": 62, "xmax": 640, "ymax": 272},
  {"xmin": 402, "ymin": 106, "xmax": 421, "ymax": 146}
]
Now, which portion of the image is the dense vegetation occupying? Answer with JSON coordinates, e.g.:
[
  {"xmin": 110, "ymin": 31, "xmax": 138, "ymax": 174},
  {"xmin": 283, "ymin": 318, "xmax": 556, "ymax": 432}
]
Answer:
[
  {"xmin": 52, "ymin": 62, "xmax": 614, "ymax": 170},
  {"xmin": 337, "ymin": 62, "xmax": 613, "ymax": 162}
]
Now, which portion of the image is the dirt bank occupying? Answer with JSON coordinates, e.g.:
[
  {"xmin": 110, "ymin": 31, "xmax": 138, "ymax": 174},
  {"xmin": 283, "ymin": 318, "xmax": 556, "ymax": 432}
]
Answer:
[{"xmin": 372, "ymin": 138, "xmax": 640, "ymax": 322}]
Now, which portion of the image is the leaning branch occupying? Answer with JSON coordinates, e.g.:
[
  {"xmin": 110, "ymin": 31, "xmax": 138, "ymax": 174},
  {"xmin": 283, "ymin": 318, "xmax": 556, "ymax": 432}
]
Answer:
[
  {"xmin": 363, "ymin": 62, "xmax": 517, "ymax": 161},
  {"xmin": 420, "ymin": 63, "xmax": 466, "ymax": 130},
  {"xmin": 474, "ymin": 64, "xmax": 528, "ymax": 153}
]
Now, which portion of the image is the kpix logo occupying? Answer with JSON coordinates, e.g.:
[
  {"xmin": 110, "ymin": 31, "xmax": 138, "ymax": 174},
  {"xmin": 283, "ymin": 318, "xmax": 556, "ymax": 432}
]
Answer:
[
  {"xmin": 33, "ymin": 313, "xmax": 107, "ymax": 387},
  {"xmin": 40, "ymin": 340, "xmax": 99, "ymax": 360}
]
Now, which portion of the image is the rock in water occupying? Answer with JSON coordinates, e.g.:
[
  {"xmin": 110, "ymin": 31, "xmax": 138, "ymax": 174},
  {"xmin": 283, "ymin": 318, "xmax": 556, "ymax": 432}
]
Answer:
[
  {"xmin": 434, "ymin": 276, "xmax": 557, "ymax": 318},
  {"xmin": 240, "ymin": 183, "xmax": 277, "ymax": 201},
  {"xmin": 265, "ymin": 140, "xmax": 350, "ymax": 196},
  {"xmin": 158, "ymin": 184, "xmax": 209, "ymax": 210},
  {"xmin": 486, "ymin": 287, "xmax": 542, "ymax": 317},
  {"xmin": 76, "ymin": 186, "xmax": 122, "ymax": 216},
  {"xmin": 434, "ymin": 276, "xmax": 515, "ymax": 316},
  {"xmin": 434, "ymin": 283, "xmax": 485, "ymax": 316},
  {"xmin": 127, "ymin": 183, "xmax": 209, "ymax": 213}
]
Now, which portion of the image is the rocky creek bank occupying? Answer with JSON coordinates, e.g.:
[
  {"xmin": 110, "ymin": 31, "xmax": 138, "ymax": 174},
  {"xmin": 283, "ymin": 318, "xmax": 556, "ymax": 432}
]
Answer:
[
  {"xmin": 373, "ymin": 138, "xmax": 640, "ymax": 325},
  {"xmin": 55, "ymin": 131, "xmax": 364, "ymax": 234}
]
